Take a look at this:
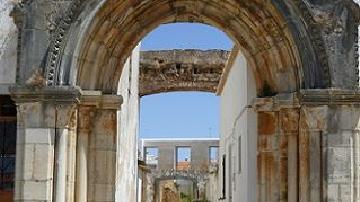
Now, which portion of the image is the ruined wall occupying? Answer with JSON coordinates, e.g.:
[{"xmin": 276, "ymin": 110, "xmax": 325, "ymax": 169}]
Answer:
[
  {"xmin": 0, "ymin": 0, "xmax": 17, "ymax": 92},
  {"xmin": 141, "ymin": 139, "xmax": 219, "ymax": 171},
  {"xmin": 139, "ymin": 50, "xmax": 228, "ymax": 96},
  {"xmin": 219, "ymin": 52, "xmax": 257, "ymax": 202},
  {"xmin": 115, "ymin": 45, "xmax": 140, "ymax": 202}
]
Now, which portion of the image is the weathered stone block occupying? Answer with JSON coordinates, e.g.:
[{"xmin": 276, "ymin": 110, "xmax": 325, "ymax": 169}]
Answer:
[
  {"xmin": 21, "ymin": 181, "xmax": 52, "ymax": 201},
  {"xmin": 327, "ymin": 147, "xmax": 352, "ymax": 184},
  {"xmin": 24, "ymin": 128, "xmax": 55, "ymax": 144},
  {"xmin": 326, "ymin": 184, "xmax": 339, "ymax": 201},
  {"xmin": 33, "ymin": 144, "xmax": 54, "ymax": 181},
  {"xmin": 327, "ymin": 130, "xmax": 353, "ymax": 147},
  {"xmin": 280, "ymin": 109, "xmax": 299, "ymax": 133},
  {"xmin": 258, "ymin": 112, "xmax": 277, "ymax": 135},
  {"xmin": 339, "ymin": 184, "xmax": 352, "ymax": 201},
  {"xmin": 328, "ymin": 106, "xmax": 360, "ymax": 131},
  {"xmin": 94, "ymin": 184, "xmax": 115, "ymax": 202},
  {"xmin": 22, "ymin": 144, "xmax": 35, "ymax": 180},
  {"xmin": 94, "ymin": 150, "xmax": 109, "ymax": 184}
]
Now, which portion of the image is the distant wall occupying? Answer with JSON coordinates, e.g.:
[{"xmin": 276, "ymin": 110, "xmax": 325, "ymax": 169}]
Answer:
[
  {"xmin": 0, "ymin": 0, "xmax": 17, "ymax": 93},
  {"xmin": 115, "ymin": 44, "xmax": 140, "ymax": 202},
  {"xmin": 219, "ymin": 52, "xmax": 257, "ymax": 202},
  {"xmin": 141, "ymin": 139, "xmax": 219, "ymax": 171}
]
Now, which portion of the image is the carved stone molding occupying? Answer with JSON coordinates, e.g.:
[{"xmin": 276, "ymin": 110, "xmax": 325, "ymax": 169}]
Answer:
[
  {"xmin": 42, "ymin": 0, "xmax": 334, "ymax": 92},
  {"xmin": 254, "ymin": 90, "xmax": 360, "ymax": 112},
  {"xmin": 80, "ymin": 91, "xmax": 123, "ymax": 110},
  {"xmin": 300, "ymin": 89, "xmax": 360, "ymax": 105},
  {"xmin": 44, "ymin": 0, "xmax": 84, "ymax": 86},
  {"xmin": 253, "ymin": 93, "xmax": 301, "ymax": 112},
  {"xmin": 9, "ymin": 85, "xmax": 81, "ymax": 104},
  {"xmin": 140, "ymin": 50, "xmax": 229, "ymax": 96}
]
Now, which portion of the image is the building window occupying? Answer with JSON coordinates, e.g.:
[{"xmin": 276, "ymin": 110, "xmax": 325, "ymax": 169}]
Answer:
[
  {"xmin": 144, "ymin": 147, "xmax": 159, "ymax": 170},
  {"xmin": 176, "ymin": 147, "xmax": 191, "ymax": 171},
  {"xmin": 238, "ymin": 136, "xmax": 241, "ymax": 173},
  {"xmin": 209, "ymin": 146, "xmax": 219, "ymax": 165}
]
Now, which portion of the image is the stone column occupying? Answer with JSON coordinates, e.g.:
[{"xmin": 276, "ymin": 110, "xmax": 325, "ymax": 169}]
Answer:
[
  {"xmin": 53, "ymin": 104, "xmax": 78, "ymax": 202},
  {"xmin": 10, "ymin": 86, "xmax": 80, "ymax": 202},
  {"xmin": 75, "ymin": 105, "xmax": 95, "ymax": 202},
  {"xmin": 79, "ymin": 93, "xmax": 123, "ymax": 202},
  {"xmin": 65, "ymin": 108, "xmax": 78, "ymax": 202}
]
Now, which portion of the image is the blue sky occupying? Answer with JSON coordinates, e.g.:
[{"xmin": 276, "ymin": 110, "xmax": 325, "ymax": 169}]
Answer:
[
  {"xmin": 139, "ymin": 23, "xmax": 233, "ymax": 139},
  {"xmin": 141, "ymin": 23, "xmax": 233, "ymax": 50}
]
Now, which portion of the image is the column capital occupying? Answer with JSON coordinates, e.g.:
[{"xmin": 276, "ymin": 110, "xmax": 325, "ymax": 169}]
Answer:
[
  {"xmin": 80, "ymin": 91, "xmax": 123, "ymax": 110},
  {"xmin": 10, "ymin": 86, "xmax": 80, "ymax": 128}
]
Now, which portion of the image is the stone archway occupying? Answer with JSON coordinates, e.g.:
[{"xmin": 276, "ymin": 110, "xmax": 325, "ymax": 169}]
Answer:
[
  {"xmin": 42, "ymin": 0, "xmax": 331, "ymax": 94},
  {"xmin": 6, "ymin": 0, "xmax": 360, "ymax": 202}
]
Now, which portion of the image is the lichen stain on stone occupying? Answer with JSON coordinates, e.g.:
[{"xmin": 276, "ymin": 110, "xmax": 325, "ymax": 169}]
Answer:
[
  {"xmin": 300, "ymin": 107, "xmax": 327, "ymax": 130},
  {"xmin": 101, "ymin": 113, "xmax": 117, "ymax": 139},
  {"xmin": 258, "ymin": 136, "xmax": 270, "ymax": 151},
  {"xmin": 258, "ymin": 112, "xmax": 277, "ymax": 135},
  {"xmin": 102, "ymin": 117, "xmax": 116, "ymax": 130},
  {"xmin": 280, "ymin": 110, "xmax": 299, "ymax": 132},
  {"xmin": 264, "ymin": 153, "xmax": 275, "ymax": 200},
  {"xmin": 280, "ymin": 136, "xmax": 288, "ymax": 156}
]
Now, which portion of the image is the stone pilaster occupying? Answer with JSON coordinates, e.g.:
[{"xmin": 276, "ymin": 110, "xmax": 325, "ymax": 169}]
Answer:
[
  {"xmin": 254, "ymin": 93, "xmax": 300, "ymax": 202},
  {"xmin": 299, "ymin": 90, "xmax": 360, "ymax": 201},
  {"xmin": 280, "ymin": 109, "xmax": 299, "ymax": 202},
  {"xmin": 255, "ymin": 90, "xmax": 360, "ymax": 202},
  {"xmin": 10, "ymin": 86, "xmax": 80, "ymax": 202},
  {"xmin": 79, "ymin": 92, "xmax": 123, "ymax": 202},
  {"xmin": 53, "ymin": 103, "xmax": 78, "ymax": 202}
]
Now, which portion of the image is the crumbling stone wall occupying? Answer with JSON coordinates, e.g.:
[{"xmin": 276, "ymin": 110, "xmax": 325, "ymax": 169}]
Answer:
[{"xmin": 139, "ymin": 50, "xmax": 229, "ymax": 96}]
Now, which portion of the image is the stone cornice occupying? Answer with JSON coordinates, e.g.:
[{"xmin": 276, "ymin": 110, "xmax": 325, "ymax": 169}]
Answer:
[
  {"xmin": 9, "ymin": 86, "xmax": 123, "ymax": 109},
  {"xmin": 80, "ymin": 91, "xmax": 123, "ymax": 110},
  {"xmin": 254, "ymin": 90, "xmax": 360, "ymax": 111},
  {"xmin": 9, "ymin": 85, "xmax": 81, "ymax": 104},
  {"xmin": 300, "ymin": 89, "xmax": 360, "ymax": 105}
]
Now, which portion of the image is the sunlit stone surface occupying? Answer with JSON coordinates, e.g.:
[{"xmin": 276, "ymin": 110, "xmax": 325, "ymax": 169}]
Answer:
[{"xmin": 0, "ymin": 0, "xmax": 359, "ymax": 201}]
